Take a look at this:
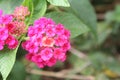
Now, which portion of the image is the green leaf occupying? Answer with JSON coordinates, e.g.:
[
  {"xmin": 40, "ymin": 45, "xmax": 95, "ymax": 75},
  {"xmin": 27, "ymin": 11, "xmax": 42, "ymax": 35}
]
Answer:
[
  {"xmin": 105, "ymin": 5, "xmax": 120, "ymax": 23},
  {"xmin": 0, "ymin": 47, "xmax": 19, "ymax": 80},
  {"xmin": 22, "ymin": 0, "xmax": 34, "ymax": 25},
  {"xmin": 89, "ymin": 52, "xmax": 107, "ymax": 70},
  {"xmin": 106, "ymin": 57, "xmax": 120, "ymax": 75},
  {"xmin": 46, "ymin": 12, "xmax": 89, "ymax": 38},
  {"xmin": 105, "ymin": 11, "xmax": 114, "ymax": 23},
  {"xmin": 7, "ymin": 61, "xmax": 26, "ymax": 80},
  {"xmin": 68, "ymin": 0, "xmax": 97, "ymax": 37},
  {"xmin": 47, "ymin": 0, "xmax": 70, "ymax": 7},
  {"xmin": 0, "ymin": 0, "xmax": 23, "ymax": 14},
  {"xmin": 97, "ymin": 22, "xmax": 111, "ymax": 45},
  {"xmin": 114, "ymin": 5, "xmax": 120, "ymax": 22},
  {"xmin": 30, "ymin": 0, "xmax": 47, "ymax": 24},
  {"xmin": 68, "ymin": 54, "xmax": 86, "ymax": 68}
]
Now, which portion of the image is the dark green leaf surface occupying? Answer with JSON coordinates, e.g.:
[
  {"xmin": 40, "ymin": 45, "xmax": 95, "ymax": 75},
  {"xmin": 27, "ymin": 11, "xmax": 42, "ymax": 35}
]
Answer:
[
  {"xmin": 30, "ymin": 0, "xmax": 47, "ymax": 24},
  {"xmin": 0, "ymin": 47, "xmax": 19, "ymax": 80},
  {"xmin": 68, "ymin": 0, "xmax": 97, "ymax": 37},
  {"xmin": 7, "ymin": 61, "xmax": 26, "ymax": 80}
]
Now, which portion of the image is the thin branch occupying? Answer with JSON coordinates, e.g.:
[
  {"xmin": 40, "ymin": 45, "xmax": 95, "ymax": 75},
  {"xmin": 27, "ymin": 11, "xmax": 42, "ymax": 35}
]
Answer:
[
  {"xmin": 26, "ymin": 69, "xmax": 94, "ymax": 80},
  {"xmin": 59, "ymin": 61, "xmax": 91, "ymax": 74}
]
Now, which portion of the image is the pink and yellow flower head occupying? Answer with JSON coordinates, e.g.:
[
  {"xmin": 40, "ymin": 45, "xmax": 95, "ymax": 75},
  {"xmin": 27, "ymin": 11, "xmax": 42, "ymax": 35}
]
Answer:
[{"xmin": 22, "ymin": 17, "xmax": 71, "ymax": 68}]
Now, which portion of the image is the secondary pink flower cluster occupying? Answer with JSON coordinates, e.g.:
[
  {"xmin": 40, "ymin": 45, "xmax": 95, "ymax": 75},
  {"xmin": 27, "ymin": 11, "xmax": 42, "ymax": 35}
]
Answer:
[
  {"xmin": 0, "ymin": 10, "xmax": 18, "ymax": 50},
  {"xmin": 0, "ymin": 6, "xmax": 30, "ymax": 50},
  {"xmin": 22, "ymin": 17, "xmax": 71, "ymax": 68},
  {"xmin": 12, "ymin": 5, "xmax": 30, "ymax": 36}
]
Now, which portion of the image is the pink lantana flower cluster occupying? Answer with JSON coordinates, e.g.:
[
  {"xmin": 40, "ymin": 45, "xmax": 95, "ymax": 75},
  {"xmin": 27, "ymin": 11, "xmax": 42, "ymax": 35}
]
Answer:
[
  {"xmin": 0, "ymin": 6, "xmax": 30, "ymax": 50},
  {"xmin": 22, "ymin": 17, "xmax": 71, "ymax": 68},
  {"xmin": 0, "ymin": 10, "xmax": 18, "ymax": 50},
  {"xmin": 13, "ymin": 6, "xmax": 30, "ymax": 20}
]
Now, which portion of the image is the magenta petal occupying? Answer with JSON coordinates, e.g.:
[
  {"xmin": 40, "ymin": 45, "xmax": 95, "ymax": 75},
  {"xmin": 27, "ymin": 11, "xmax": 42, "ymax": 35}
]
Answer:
[{"xmin": 40, "ymin": 48, "xmax": 53, "ymax": 61}]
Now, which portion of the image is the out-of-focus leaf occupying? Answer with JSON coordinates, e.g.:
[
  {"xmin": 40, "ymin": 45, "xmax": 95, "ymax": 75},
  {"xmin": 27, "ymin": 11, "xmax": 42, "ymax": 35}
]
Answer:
[
  {"xmin": 114, "ymin": 5, "xmax": 120, "ymax": 22},
  {"xmin": 68, "ymin": 54, "xmax": 85, "ymax": 68},
  {"xmin": 105, "ymin": 5, "xmax": 120, "ymax": 23},
  {"xmin": 0, "ymin": 0, "xmax": 23, "ymax": 14},
  {"xmin": 81, "ymin": 66, "xmax": 94, "ymax": 75},
  {"xmin": 89, "ymin": 52, "xmax": 107, "ymax": 70},
  {"xmin": 0, "ymin": 47, "xmax": 19, "ymax": 80},
  {"xmin": 104, "ymin": 69, "xmax": 119, "ymax": 78},
  {"xmin": 96, "ymin": 73, "xmax": 109, "ymax": 80},
  {"xmin": 7, "ymin": 61, "xmax": 26, "ymax": 80},
  {"xmin": 68, "ymin": 53, "xmax": 93, "ymax": 75},
  {"xmin": 68, "ymin": 0, "xmax": 97, "ymax": 37},
  {"xmin": 97, "ymin": 22, "xmax": 112, "ymax": 45},
  {"xmin": 72, "ymin": 34, "xmax": 95, "ymax": 50},
  {"xmin": 89, "ymin": 52, "xmax": 120, "ymax": 78},
  {"xmin": 30, "ymin": 0, "xmax": 47, "ymax": 24},
  {"xmin": 104, "ymin": 57, "xmax": 120, "ymax": 78},
  {"xmin": 47, "ymin": 0, "xmax": 70, "ymax": 7},
  {"xmin": 105, "ymin": 11, "xmax": 114, "ymax": 23},
  {"xmin": 46, "ymin": 12, "xmax": 89, "ymax": 38}
]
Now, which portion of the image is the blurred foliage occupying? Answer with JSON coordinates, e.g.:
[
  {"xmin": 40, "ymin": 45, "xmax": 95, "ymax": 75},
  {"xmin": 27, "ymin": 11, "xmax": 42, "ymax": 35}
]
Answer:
[
  {"xmin": 0, "ymin": 0, "xmax": 120, "ymax": 80},
  {"xmin": 0, "ymin": 0, "xmax": 23, "ymax": 14},
  {"xmin": 71, "ymin": 1, "xmax": 120, "ymax": 80}
]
